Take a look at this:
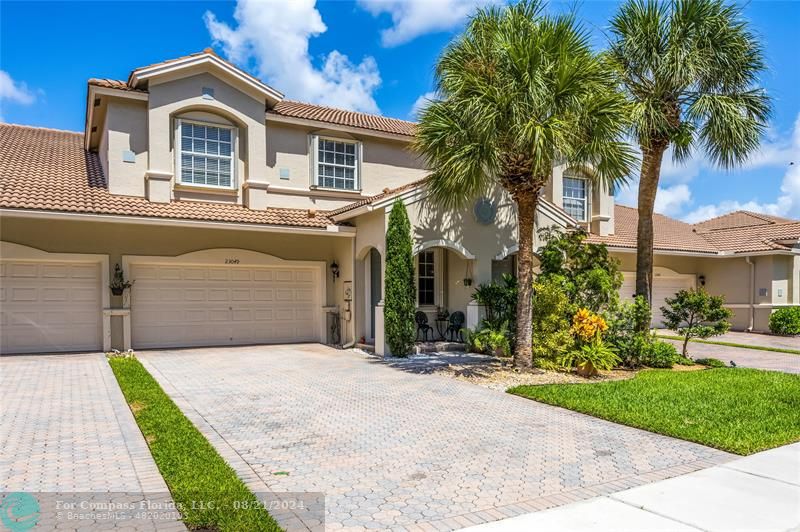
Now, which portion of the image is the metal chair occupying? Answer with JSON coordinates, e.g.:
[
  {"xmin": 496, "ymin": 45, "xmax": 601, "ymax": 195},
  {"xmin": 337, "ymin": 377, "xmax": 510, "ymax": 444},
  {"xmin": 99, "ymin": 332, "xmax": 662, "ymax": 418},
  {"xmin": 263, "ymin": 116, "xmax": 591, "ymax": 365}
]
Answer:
[
  {"xmin": 415, "ymin": 311, "xmax": 434, "ymax": 341},
  {"xmin": 446, "ymin": 311, "xmax": 465, "ymax": 341}
]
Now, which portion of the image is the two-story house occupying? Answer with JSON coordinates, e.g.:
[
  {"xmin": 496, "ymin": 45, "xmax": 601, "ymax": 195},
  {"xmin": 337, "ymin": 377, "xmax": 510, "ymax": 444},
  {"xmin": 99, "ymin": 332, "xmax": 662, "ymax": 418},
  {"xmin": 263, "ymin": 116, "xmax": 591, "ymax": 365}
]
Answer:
[{"xmin": 1, "ymin": 50, "xmax": 797, "ymax": 356}]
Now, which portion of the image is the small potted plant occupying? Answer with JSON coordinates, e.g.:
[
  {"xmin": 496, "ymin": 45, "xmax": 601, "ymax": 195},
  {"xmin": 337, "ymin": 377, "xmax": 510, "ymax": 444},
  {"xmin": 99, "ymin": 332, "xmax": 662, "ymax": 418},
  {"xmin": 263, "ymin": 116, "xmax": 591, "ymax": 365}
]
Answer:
[
  {"xmin": 109, "ymin": 264, "xmax": 134, "ymax": 296},
  {"xmin": 436, "ymin": 306, "xmax": 450, "ymax": 321}
]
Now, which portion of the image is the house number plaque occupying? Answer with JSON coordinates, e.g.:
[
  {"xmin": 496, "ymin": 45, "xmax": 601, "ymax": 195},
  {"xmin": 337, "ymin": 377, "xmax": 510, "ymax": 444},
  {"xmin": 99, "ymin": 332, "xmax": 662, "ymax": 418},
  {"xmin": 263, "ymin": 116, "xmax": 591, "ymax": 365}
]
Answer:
[{"xmin": 225, "ymin": 258, "xmax": 241, "ymax": 264}]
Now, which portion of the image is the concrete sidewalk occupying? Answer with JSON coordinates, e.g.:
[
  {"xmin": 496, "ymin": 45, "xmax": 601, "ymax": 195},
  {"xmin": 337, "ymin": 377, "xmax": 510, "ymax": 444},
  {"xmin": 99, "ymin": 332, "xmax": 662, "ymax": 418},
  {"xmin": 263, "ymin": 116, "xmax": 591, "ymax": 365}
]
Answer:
[{"xmin": 465, "ymin": 442, "xmax": 800, "ymax": 532}]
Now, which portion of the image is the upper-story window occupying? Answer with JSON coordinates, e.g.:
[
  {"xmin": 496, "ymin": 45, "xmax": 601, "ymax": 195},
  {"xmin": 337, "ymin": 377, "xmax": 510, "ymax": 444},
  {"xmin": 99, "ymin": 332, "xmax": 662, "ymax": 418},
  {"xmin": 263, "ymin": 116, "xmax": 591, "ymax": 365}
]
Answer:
[
  {"xmin": 563, "ymin": 174, "xmax": 588, "ymax": 222},
  {"xmin": 311, "ymin": 135, "xmax": 360, "ymax": 191},
  {"xmin": 177, "ymin": 120, "xmax": 235, "ymax": 189}
]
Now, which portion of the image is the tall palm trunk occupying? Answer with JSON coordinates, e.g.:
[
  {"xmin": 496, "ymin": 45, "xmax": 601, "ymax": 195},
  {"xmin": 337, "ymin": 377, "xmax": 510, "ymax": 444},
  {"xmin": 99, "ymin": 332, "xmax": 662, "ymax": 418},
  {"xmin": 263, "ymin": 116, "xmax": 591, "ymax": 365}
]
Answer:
[
  {"xmin": 514, "ymin": 192, "xmax": 538, "ymax": 368},
  {"xmin": 635, "ymin": 142, "xmax": 667, "ymax": 331}
]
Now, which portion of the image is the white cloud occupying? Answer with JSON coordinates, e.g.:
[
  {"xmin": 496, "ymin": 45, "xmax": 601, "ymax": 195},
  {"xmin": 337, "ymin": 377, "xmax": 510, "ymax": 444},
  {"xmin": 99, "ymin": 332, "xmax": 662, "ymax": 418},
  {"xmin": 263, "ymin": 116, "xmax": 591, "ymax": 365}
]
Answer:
[
  {"xmin": 615, "ymin": 182, "xmax": 692, "ymax": 217},
  {"xmin": 409, "ymin": 91, "xmax": 436, "ymax": 119},
  {"xmin": 682, "ymin": 114, "xmax": 800, "ymax": 223},
  {"xmin": 357, "ymin": 0, "xmax": 497, "ymax": 47},
  {"xmin": 0, "ymin": 71, "xmax": 36, "ymax": 121},
  {"xmin": 205, "ymin": 0, "xmax": 381, "ymax": 113}
]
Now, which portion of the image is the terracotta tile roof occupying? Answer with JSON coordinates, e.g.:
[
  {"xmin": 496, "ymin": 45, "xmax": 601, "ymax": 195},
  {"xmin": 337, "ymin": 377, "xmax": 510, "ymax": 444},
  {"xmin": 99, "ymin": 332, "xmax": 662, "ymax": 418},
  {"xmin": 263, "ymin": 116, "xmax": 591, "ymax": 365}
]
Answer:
[
  {"xmin": 328, "ymin": 178, "xmax": 429, "ymax": 217},
  {"xmin": 88, "ymin": 78, "xmax": 147, "ymax": 93},
  {"xmin": 587, "ymin": 205, "xmax": 718, "ymax": 254},
  {"xmin": 693, "ymin": 210, "xmax": 793, "ymax": 231},
  {"xmin": 589, "ymin": 204, "xmax": 800, "ymax": 255},
  {"xmin": 268, "ymin": 100, "xmax": 416, "ymax": 138},
  {"xmin": 0, "ymin": 123, "xmax": 334, "ymax": 229}
]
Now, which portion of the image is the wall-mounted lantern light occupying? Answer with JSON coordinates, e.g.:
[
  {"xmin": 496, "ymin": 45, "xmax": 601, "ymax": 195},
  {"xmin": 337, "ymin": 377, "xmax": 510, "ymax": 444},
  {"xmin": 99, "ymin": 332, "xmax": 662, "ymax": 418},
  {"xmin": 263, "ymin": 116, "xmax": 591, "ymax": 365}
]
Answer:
[
  {"xmin": 330, "ymin": 261, "xmax": 340, "ymax": 282},
  {"xmin": 699, "ymin": 275, "xmax": 706, "ymax": 286}
]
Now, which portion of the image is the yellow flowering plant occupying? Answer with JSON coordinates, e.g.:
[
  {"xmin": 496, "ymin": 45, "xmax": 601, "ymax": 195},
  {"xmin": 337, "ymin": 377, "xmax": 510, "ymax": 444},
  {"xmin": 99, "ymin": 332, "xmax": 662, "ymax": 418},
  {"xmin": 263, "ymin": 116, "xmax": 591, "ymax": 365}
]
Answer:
[{"xmin": 571, "ymin": 308, "xmax": 608, "ymax": 342}]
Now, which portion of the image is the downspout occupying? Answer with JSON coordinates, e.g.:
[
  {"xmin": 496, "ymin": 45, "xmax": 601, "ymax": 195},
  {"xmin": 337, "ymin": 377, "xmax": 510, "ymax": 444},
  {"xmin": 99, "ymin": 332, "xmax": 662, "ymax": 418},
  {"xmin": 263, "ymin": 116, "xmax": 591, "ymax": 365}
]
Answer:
[{"xmin": 745, "ymin": 256, "xmax": 755, "ymax": 332}]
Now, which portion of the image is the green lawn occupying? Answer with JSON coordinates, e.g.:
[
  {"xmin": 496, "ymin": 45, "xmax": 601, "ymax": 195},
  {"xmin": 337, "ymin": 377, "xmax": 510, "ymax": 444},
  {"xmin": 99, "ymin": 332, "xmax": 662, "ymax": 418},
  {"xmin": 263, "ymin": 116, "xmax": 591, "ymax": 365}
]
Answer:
[
  {"xmin": 510, "ymin": 368, "xmax": 800, "ymax": 455},
  {"xmin": 109, "ymin": 356, "xmax": 281, "ymax": 532}
]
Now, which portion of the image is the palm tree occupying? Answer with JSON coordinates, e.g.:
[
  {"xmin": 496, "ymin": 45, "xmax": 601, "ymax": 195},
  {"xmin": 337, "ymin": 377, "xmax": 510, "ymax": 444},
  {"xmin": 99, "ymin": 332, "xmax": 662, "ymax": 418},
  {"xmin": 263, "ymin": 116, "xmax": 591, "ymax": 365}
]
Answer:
[
  {"xmin": 608, "ymin": 0, "xmax": 771, "ymax": 320},
  {"xmin": 413, "ymin": 0, "xmax": 634, "ymax": 368}
]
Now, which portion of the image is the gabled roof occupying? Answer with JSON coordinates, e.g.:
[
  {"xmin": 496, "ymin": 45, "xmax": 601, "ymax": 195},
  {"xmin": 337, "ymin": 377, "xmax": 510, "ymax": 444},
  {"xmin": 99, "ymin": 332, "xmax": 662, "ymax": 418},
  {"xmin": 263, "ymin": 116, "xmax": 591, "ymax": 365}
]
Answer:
[
  {"xmin": 0, "ymin": 123, "xmax": 335, "ymax": 230},
  {"xmin": 588, "ymin": 205, "xmax": 800, "ymax": 255},
  {"xmin": 268, "ymin": 100, "xmax": 416, "ymax": 138}
]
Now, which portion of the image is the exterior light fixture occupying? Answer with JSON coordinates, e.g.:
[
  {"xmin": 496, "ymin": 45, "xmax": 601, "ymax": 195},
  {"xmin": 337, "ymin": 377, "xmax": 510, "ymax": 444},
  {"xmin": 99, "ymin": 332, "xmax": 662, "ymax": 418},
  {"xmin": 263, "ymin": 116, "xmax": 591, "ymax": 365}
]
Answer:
[
  {"xmin": 330, "ymin": 261, "xmax": 340, "ymax": 282},
  {"xmin": 699, "ymin": 275, "xmax": 706, "ymax": 286}
]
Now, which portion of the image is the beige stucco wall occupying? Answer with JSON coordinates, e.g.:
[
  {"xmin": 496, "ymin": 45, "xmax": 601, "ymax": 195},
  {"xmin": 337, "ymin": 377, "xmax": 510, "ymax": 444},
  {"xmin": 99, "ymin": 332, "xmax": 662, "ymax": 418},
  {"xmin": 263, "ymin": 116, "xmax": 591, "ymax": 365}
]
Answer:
[
  {"xmin": 2, "ymin": 216, "xmax": 355, "ymax": 347},
  {"xmin": 104, "ymin": 99, "xmax": 149, "ymax": 197}
]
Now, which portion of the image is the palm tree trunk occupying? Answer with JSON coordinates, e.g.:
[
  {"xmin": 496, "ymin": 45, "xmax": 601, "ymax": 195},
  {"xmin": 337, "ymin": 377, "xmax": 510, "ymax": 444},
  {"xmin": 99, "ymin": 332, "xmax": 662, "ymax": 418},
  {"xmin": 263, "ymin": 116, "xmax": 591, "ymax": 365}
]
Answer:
[
  {"xmin": 635, "ymin": 142, "xmax": 667, "ymax": 331},
  {"xmin": 513, "ymin": 192, "xmax": 538, "ymax": 368}
]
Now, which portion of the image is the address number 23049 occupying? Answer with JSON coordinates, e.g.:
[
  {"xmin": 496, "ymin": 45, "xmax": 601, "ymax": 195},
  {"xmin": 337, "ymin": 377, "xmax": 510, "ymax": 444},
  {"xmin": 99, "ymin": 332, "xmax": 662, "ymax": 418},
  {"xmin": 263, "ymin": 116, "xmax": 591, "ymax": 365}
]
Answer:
[{"xmin": 225, "ymin": 258, "xmax": 241, "ymax": 264}]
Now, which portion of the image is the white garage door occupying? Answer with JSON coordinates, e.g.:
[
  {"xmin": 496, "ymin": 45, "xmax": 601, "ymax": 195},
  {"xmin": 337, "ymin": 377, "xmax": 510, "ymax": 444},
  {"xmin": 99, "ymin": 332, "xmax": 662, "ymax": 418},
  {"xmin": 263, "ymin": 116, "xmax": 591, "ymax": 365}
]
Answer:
[
  {"xmin": 620, "ymin": 272, "xmax": 696, "ymax": 327},
  {"xmin": 0, "ymin": 260, "xmax": 103, "ymax": 354},
  {"xmin": 130, "ymin": 263, "xmax": 320, "ymax": 349}
]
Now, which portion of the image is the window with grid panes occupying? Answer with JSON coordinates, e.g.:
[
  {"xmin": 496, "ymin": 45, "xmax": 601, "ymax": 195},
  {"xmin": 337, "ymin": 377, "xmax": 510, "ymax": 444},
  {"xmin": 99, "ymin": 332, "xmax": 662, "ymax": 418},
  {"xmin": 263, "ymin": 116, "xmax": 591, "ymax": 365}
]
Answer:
[
  {"xmin": 179, "ymin": 121, "xmax": 234, "ymax": 188},
  {"xmin": 316, "ymin": 138, "xmax": 358, "ymax": 190}
]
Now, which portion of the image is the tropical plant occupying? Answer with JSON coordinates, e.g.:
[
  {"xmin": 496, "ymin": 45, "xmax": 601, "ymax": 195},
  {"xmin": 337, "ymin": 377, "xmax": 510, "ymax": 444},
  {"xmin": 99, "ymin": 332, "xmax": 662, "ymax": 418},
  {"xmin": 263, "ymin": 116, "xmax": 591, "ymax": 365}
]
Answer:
[
  {"xmin": 661, "ymin": 288, "xmax": 732, "ymax": 356},
  {"xmin": 695, "ymin": 357, "xmax": 727, "ymax": 368},
  {"xmin": 641, "ymin": 340, "xmax": 679, "ymax": 369},
  {"xmin": 472, "ymin": 274, "xmax": 518, "ymax": 334},
  {"xmin": 559, "ymin": 339, "xmax": 621, "ymax": 377},
  {"xmin": 605, "ymin": 296, "xmax": 653, "ymax": 367},
  {"xmin": 384, "ymin": 201, "xmax": 416, "ymax": 356},
  {"xmin": 607, "ymin": 0, "xmax": 771, "ymax": 317},
  {"xmin": 414, "ymin": 0, "xmax": 634, "ymax": 367},
  {"xmin": 769, "ymin": 307, "xmax": 800, "ymax": 336},
  {"xmin": 537, "ymin": 228, "xmax": 623, "ymax": 313},
  {"xmin": 531, "ymin": 279, "xmax": 575, "ymax": 369},
  {"xmin": 465, "ymin": 324, "xmax": 512, "ymax": 357}
]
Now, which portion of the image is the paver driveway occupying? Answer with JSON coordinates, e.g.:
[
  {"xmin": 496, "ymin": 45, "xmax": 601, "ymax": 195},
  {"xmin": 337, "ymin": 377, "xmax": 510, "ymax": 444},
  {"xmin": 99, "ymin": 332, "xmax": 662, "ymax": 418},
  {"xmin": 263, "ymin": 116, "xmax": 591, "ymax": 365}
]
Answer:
[
  {"xmin": 139, "ymin": 345, "xmax": 733, "ymax": 531},
  {"xmin": 0, "ymin": 353, "xmax": 183, "ymax": 531}
]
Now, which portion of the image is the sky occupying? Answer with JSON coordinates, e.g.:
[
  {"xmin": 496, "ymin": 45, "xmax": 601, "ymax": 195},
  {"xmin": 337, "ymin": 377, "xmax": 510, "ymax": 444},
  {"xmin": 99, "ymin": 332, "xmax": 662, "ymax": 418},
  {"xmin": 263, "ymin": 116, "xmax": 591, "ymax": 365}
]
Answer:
[{"xmin": 1, "ymin": 0, "xmax": 798, "ymax": 223}]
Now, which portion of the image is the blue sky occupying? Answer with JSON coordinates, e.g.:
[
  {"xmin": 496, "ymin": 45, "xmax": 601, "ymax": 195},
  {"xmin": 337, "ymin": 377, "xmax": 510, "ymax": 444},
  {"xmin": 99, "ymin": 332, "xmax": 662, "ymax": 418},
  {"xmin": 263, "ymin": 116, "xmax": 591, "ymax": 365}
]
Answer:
[{"xmin": 1, "ymin": 0, "xmax": 798, "ymax": 222}]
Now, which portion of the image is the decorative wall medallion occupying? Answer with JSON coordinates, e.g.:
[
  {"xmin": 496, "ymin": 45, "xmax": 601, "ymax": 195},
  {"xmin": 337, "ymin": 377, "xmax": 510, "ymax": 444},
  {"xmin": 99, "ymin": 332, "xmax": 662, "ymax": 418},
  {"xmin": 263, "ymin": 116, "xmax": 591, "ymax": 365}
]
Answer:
[{"xmin": 473, "ymin": 197, "xmax": 497, "ymax": 225}]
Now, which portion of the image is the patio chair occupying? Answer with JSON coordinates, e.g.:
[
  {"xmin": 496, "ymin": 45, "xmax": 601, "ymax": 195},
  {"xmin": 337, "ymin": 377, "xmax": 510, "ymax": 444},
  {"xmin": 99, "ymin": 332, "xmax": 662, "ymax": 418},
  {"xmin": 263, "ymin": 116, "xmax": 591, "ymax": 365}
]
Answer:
[
  {"xmin": 415, "ymin": 311, "xmax": 434, "ymax": 341},
  {"xmin": 446, "ymin": 311, "xmax": 465, "ymax": 342}
]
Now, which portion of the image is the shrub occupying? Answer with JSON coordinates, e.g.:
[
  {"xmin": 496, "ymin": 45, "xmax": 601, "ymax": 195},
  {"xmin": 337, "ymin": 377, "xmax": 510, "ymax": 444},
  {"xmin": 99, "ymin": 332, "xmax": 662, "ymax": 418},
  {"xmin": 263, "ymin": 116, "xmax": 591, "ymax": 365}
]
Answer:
[
  {"xmin": 465, "ymin": 325, "xmax": 511, "ymax": 357},
  {"xmin": 674, "ymin": 355, "xmax": 694, "ymax": 366},
  {"xmin": 695, "ymin": 357, "xmax": 727, "ymax": 368},
  {"xmin": 558, "ymin": 339, "xmax": 621, "ymax": 377},
  {"xmin": 537, "ymin": 227, "xmax": 623, "ymax": 313},
  {"xmin": 605, "ymin": 296, "xmax": 653, "ymax": 367},
  {"xmin": 472, "ymin": 274, "xmax": 518, "ymax": 338},
  {"xmin": 769, "ymin": 307, "xmax": 800, "ymax": 336},
  {"xmin": 531, "ymin": 279, "xmax": 574, "ymax": 369},
  {"xmin": 661, "ymin": 288, "xmax": 732, "ymax": 357},
  {"xmin": 384, "ymin": 201, "xmax": 416, "ymax": 356},
  {"xmin": 641, "ymin": 341, "xmax": 678, "ymax": 368}
]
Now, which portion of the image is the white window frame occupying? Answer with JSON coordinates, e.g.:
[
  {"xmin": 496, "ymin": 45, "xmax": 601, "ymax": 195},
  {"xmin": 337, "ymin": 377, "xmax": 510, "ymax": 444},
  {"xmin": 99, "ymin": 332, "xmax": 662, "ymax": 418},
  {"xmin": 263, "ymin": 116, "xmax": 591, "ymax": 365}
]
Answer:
[
  {"xmin": 175, "ymin": 118, "xmax": 237, "ymax": 190},
  {"xmin": 310, "ymin": 134, "xmax": 361, "ymax": 192},
  {"xmin": 562, "ymin": 174, "xmax": 590, "ymax": 222},
  {"xmin": 416, "ymin": 249, "xmax": 445, "ymax": 309}
]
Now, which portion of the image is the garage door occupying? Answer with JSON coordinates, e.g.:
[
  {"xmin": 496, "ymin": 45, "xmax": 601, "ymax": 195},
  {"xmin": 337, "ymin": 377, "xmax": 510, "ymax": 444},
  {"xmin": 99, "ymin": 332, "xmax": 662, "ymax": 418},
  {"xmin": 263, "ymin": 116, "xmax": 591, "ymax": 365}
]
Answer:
[
  {"xmin": 0, "ymin": 260, "xmax": 103, "ymax": 354},
  {"xmin": 130, "ymin": 263, "xmax": 320, "ymax": 349},
  {"xmin": 620, "ymin": 272, "xmax": 695, "ymax": 327}
]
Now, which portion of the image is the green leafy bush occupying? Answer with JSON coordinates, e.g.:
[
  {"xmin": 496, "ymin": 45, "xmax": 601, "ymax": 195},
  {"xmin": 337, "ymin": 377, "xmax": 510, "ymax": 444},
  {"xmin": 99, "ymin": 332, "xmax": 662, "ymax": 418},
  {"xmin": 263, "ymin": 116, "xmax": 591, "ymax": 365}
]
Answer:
[
  {"xmin": 537, "ymin": 227, "xmax": 622, "ymax": 313},
  {"xmin": 605, "ymin": 296, "xmax": 653, "ymax": 367},
  {"xmin": 695, "ymin": 357, "xmax": 727, "ymax": 368},
  {"xmin": 641, "ymin": 341, "xmax": 679, "ymax": 368},
  {"xmin": 674, "ymin": 355, "xmax": 694, "ymax": 366},
  {"xmin": 384, "ymin": 201, "xmax": 415, "ymax": 356},
  {"xmin": 531, "ymin": 279, "xmax": 574, "ymax": 369},
  {"xmin": 769, "ymin": 307, "xmax": 800, "ymax": 335},
  {"xmin": 472, "ymin": 274, "xmax": 518, "ymax": 339},
  {"xmin": 464, "ymin": 325, "xmax": 511, "ymax": 357},
  {"xmin": 558, "ymin": 339, "xmax": 621, "ymax": 376},
  {"xmin": 661, "ymin": 288, "xmax": 732, "ymax": 356}
]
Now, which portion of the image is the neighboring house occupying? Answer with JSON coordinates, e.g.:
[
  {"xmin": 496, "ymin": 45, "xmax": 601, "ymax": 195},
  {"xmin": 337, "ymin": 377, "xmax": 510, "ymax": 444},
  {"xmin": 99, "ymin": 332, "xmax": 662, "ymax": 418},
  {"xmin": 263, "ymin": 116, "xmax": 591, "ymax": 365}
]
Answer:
[{"xmin": 0, "ymin": 50, "xmax": 796, "ymax": 356}]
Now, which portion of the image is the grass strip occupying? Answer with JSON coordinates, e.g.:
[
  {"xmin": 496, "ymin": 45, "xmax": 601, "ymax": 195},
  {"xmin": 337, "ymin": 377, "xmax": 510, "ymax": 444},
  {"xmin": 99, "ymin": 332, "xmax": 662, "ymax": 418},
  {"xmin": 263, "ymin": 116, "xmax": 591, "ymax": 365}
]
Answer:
[
  {"xmin": 655, "ymin": 334, "xmax": 800, "ymax": 355},
  {"xmin": 510, "ymin": 368, "xmax": 800, "ymax": 455},
  {"xmin": 109, "ymin": 356, "xmax": 281, "ymax": 531}
]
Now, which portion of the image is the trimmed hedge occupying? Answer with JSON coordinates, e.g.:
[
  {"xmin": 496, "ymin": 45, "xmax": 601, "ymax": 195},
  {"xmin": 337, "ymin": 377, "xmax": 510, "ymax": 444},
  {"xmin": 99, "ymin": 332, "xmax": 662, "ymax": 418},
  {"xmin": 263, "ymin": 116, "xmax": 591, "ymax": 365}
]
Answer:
[
  {"xmin": 769, "ymin": 307, "xmax": 800, "ymax": 336},
  {"xmin": 384, "ymin": 201, "xmax": 416, "ymax": 356}
]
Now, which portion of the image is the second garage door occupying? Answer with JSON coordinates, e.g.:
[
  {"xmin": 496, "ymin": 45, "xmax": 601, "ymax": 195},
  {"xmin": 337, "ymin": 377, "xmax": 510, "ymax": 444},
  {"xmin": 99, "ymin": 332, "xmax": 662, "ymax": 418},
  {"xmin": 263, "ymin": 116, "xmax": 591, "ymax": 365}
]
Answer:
[
  {"xmin": 130, "ymin": 262, "xmax": 321, "ymax": 349},
  {"xmin": 620, "ymin": 272, "xmax": 696, "ymax": 327}
]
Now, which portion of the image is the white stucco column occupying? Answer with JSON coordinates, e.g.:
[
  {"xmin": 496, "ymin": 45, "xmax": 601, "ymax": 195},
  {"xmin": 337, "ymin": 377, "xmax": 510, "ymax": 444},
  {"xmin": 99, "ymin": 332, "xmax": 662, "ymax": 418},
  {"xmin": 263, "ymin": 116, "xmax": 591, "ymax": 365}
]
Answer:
[
  {"xmin": 374, "ymin": 300, "xmax": 389, "ymax": 357},
  {"xmin": 466, "ymin": 299, "xmax": 483, "ymax": 330}
]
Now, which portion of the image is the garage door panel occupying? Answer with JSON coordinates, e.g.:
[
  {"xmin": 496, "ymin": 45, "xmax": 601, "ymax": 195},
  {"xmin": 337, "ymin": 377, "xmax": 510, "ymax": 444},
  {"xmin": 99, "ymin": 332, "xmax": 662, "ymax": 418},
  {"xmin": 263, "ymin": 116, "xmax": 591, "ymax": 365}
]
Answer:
[
  {"xmin": 619, "ymin": 272, "xmax": 695, "ymax": 327},
  {"xmin": 1, "ymin": 260, "xmax": 102, "ymax": 354},
  {"xmin": 131, "ymin": 262, "xmax": 319, "ymax": 349}
]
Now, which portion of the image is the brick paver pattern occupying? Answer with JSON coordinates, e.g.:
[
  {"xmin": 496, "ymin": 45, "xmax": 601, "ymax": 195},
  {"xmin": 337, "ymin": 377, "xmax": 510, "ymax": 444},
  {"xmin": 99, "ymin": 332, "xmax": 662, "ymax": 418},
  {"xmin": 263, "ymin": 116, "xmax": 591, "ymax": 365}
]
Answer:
[
  {"xmin": 1, "ymin": 353, "xmax": 184, "ymax": 531},
  {"xmin": 140, "ymin": 345, "xmax": 733, "ymax": 531}
]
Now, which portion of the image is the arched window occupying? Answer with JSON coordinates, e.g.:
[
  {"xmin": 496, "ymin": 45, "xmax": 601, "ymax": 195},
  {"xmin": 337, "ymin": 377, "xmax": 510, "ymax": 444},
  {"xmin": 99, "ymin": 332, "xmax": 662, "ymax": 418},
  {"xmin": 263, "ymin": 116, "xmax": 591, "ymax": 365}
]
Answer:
[{"xmin": 176, "ymin": 118, "xmax": 237, "ymax": 189}]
